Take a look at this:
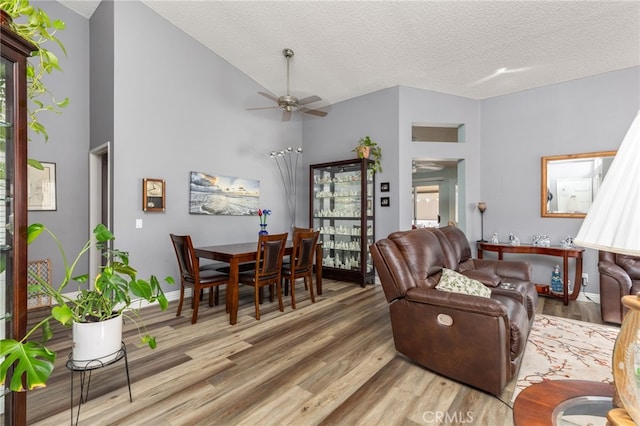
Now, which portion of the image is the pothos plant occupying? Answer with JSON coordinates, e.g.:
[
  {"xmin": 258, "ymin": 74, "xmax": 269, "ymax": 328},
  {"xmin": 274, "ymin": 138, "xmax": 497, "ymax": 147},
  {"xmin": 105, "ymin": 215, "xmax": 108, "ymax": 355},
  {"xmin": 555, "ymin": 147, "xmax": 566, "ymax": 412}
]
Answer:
[
  {"xmin": 0, "ymin": 223, "xmax": 174, "ymax": 392},
  {"xmin": 0, "ymin": 0, "xmax": 69, "ymax": 149},
  {"xmin": 352, "ymin": 135, "xmax": 383, "ymax": 173}
]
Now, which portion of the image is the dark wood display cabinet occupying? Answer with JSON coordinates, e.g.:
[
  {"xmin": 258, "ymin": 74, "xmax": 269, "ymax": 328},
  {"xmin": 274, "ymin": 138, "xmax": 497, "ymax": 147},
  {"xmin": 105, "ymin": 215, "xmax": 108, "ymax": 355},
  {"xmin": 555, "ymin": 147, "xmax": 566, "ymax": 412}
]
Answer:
[
  {"xmin": 1, "ymin": 13, "xmax": 35, "ymax": 425},
  {"xmin": 309, "ymin": 158, "xmax": 375, "ymax": 286}
]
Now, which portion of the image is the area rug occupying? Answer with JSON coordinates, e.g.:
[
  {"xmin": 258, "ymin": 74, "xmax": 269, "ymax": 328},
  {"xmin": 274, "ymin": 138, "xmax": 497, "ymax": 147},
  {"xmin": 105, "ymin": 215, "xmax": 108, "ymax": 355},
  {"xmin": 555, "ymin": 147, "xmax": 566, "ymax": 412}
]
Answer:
[{"xmin": 511, "ymin": 314, "xmax": 619, "ymax": 402}]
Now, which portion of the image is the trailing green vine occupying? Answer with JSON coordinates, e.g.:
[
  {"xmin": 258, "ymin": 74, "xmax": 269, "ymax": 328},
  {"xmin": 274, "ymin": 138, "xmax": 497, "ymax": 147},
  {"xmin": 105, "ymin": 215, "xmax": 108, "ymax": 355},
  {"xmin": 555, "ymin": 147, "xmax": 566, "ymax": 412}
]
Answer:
[{"xmin": 1, "ymin": 0, "xmax": 69, "ymax": 143}]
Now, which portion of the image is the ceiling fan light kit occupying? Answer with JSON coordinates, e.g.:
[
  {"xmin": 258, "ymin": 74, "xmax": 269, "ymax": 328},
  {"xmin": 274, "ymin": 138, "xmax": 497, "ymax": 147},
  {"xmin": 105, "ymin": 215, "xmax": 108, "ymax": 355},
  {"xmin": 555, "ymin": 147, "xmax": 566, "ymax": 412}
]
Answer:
[{"xmin": 247, "ymin": 48, "xmax": 328, "ymax": 121}]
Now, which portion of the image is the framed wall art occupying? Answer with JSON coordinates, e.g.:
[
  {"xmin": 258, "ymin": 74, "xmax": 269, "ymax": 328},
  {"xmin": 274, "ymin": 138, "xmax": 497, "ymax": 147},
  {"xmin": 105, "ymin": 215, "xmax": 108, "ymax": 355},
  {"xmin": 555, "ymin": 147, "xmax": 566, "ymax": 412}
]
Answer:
[
  {"xmin": 189, "ymin": 171, "xmax": 259, "ymax": 215},
  {"xmin": 381, "ymin": 197, "xmax": 390, "ymax": 207},
  {"xmin": 28, "ymin": 162, "xmax": 57, "ymax": 211},
  {"xmin": 143, "ymin": 178, "xmax": 165, "ymax": 212},
  {"xmin": 380, "ymin": 182, "xmax": 390, "ymax": 192}
]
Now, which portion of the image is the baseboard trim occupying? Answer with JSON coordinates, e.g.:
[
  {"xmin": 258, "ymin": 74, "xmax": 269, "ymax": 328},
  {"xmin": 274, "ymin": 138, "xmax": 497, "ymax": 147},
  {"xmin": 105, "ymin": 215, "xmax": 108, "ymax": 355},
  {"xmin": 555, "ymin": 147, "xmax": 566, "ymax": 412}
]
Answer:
[
  {"xmin": 55, "ymin": 287, "xmax": 600, "ymax": 312},
  {"xmin": 130, "ymin": 289, "xmax": 185, "ymax": 310},
  {"xmin": 50, "ymin": 289, "xmax": 187, "ymax": 311},
  {"xmin": 576, "ymin": 291, "xmax": 600, "ymax": 304}
]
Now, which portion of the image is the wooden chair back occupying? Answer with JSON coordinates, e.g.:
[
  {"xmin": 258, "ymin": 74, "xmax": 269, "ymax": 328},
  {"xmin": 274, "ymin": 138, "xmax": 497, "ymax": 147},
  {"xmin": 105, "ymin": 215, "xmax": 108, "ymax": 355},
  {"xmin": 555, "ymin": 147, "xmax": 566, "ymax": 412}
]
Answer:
[
  {"xmin": 254, "ymin": 233, "xmax": 288, "ymax": 282},
  {"xmin": 292, "ymin": 226, "xmax": 312, "ymax": 236},
  {"xmin": 291, "ymin": 230, "xmax": 320, "ymax": 273},
  {"xmin": 169, "ymin": 233, "xmax": 199, "ymax": 282},
  {"xmin": 170, "ymin": 233, "xmax": 228, "ymax": 324},
  {"xmin": 283, "ymin": 230, "xmax": 319, "ymax": 309}
]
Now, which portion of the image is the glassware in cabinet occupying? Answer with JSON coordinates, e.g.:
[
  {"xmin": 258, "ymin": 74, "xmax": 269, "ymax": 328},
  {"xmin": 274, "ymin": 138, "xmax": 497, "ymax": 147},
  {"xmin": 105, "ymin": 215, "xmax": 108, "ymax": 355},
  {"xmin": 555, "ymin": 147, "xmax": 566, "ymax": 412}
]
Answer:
[{"xmin": 309, "ymin": 158, "xmax": 375, "ymax": 286}]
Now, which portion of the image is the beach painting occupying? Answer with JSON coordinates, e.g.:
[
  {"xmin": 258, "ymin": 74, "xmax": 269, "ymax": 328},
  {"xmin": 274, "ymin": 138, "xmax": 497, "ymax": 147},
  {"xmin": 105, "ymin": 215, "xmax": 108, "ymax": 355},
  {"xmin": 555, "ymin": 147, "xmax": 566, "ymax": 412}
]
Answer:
[{"xmin": 190, "ymin": 171, "xmax": 259, "ymax": 216}]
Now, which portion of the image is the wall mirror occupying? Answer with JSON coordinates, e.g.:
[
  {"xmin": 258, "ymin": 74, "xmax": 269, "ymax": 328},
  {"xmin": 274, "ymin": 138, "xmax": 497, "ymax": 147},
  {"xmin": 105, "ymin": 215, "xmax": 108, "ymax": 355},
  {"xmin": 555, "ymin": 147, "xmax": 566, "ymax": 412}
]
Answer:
[{"xmin": 541, "ymin": 150, "xmax": 616, "ymax": 218}]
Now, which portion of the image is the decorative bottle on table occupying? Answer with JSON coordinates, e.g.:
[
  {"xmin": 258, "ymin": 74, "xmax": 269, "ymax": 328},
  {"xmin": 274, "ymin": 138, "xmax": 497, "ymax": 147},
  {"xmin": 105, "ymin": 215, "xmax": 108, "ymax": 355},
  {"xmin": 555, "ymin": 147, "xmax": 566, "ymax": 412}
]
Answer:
[{"xmin": 551, "ymin": 265, "xmax": 563, "ymax": 293}]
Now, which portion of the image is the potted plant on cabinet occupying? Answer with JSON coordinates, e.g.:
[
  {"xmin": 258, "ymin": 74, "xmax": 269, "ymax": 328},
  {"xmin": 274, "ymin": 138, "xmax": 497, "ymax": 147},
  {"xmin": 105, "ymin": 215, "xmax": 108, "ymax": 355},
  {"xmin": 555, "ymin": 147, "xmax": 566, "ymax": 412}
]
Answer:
[
  {"xmin": 352, "ymin": 135, "xmax": 383, "ymax": 173},
  {"xmin": 0, "ymin": 223, "xmax": 174, "ymax": 391}
]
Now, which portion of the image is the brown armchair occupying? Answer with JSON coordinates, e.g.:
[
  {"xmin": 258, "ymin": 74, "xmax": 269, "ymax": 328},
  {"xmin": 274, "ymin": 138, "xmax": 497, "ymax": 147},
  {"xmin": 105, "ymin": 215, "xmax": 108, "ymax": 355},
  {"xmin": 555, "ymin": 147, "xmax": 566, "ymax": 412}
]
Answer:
[
  {"xmin": 371, "ymin": 227, "xmax": 537, "ymax": 395},
  {"xmin": 435, "ymin": 226, "xmax": 538, "ymax": 321},
  {"xmin": 598, "ymin": 250, "xmax": 640, "ymax": 324}
]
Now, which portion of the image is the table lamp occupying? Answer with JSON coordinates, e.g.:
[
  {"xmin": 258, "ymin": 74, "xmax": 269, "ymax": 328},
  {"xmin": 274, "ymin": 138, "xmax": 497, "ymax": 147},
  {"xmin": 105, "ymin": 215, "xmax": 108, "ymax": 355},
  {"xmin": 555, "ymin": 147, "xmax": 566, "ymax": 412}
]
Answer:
[
  {"xmin": 477, "ymin": 202, "xmax": 487, "ymax": 242},
  {"xmin": 574, "ymin": 110, "xmax": 640, "ymax": 425}
]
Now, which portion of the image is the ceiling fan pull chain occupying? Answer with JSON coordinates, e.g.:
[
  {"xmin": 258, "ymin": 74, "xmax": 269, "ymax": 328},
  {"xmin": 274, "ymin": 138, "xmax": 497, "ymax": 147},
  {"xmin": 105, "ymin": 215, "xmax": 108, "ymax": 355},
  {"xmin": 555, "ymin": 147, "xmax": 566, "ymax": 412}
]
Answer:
[{"xmin": 285, "ymin": 48, "xmax": 292, "ymax": 96}]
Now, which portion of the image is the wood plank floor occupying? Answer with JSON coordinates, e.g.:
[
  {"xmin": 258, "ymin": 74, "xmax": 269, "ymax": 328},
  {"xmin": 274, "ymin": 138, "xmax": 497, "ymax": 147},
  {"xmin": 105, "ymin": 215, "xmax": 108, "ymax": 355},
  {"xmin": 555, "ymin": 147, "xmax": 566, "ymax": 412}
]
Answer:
[{"xmin": 25, "ymin": 280, "xmax": 606, "ymax": 425}]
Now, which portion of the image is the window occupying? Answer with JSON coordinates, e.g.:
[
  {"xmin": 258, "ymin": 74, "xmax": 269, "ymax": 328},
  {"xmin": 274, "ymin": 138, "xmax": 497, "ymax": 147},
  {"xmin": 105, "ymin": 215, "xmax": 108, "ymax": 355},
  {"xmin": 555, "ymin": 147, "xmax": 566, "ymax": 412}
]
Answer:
[{"xmin": 412, "ymin": 123, "xmax": 465, "ymax": 143}]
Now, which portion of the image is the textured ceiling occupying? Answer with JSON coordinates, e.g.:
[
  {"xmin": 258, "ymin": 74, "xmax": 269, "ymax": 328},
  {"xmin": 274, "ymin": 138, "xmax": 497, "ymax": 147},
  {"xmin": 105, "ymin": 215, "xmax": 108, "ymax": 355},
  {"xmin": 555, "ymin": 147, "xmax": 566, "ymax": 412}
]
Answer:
[{"xmin": 59, "ymin": 0, "xmax": 640, "ymax": 108}]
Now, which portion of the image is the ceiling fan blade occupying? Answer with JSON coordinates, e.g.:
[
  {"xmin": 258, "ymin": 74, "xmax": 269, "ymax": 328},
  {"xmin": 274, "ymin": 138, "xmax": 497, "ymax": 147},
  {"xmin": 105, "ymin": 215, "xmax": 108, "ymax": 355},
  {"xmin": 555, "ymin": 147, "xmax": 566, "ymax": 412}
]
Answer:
[
  {"xmin": 282, "ymin": 110, "xmax": 292, "ymax": 121},
  {"xmin": 247, "ymin": 106, "xmax": 277, "ymax": 111},
  {"xmin": 258, "ymin": 91, "xmax": 278, "ymax": 102},
  {"xmin": 302, "ymin": 108, "xmax": 328, "ymax": 117},
  {"xmin": 298, "ymin": 95, "xmax": 321, "ymax": 105}
]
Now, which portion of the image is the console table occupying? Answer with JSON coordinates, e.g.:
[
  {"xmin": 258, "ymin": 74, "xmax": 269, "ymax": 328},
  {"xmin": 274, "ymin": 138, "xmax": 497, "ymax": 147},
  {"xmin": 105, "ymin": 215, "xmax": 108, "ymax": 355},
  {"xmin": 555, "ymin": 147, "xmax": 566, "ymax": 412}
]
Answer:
[{"xmin": 477, "ymin": 242, "xmax": 584, "ymax": 305}]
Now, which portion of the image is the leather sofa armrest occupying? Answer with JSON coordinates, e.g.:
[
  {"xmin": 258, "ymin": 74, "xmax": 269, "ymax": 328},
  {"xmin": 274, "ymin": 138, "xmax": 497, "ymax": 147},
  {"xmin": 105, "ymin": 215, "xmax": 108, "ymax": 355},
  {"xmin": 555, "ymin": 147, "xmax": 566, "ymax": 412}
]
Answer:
[
  {"xmin": 462, "ymin": 269, "xmax": 501, "ymax": 287},
  {"xmin": 405, "ymin": 287, "xmax": 508, "ymax": 317},
  {"xmin": 599, "ymin": 260, "xmax": 632, "ymax": 292},
  {"xmin": 471, "ymin": 259, "xmax": 532, "ymax": 281}
]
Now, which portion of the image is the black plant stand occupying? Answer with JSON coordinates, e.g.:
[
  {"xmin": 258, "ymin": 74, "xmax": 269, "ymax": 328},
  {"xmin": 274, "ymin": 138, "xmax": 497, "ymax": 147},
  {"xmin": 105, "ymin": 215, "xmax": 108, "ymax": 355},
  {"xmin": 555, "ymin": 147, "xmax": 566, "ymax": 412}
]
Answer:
[{"xmin": 66, "ymin": 342, "xmax": 132, "ymax": 426}]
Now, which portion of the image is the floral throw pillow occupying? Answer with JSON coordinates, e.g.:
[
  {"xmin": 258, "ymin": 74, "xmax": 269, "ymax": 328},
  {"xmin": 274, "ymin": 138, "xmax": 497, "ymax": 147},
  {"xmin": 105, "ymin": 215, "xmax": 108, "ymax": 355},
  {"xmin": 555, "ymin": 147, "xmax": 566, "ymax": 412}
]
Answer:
[{"xmin": 435, "ymin": 268, "xmax": 491, "ymax": 298}]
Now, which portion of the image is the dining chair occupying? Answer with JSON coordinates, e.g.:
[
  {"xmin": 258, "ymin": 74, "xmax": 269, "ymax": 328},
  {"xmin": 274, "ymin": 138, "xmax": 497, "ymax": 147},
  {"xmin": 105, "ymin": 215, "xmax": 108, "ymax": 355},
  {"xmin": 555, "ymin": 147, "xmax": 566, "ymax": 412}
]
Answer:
[
  {"xmin": 283, "ymin": 227, "xmax": 313, "ymax": 294},
  {"xmin": 281, "ymin": 230, "xmax": 320, "ymax": 309},
  {"xmin": 238, "ymin": 233, "xmax": 288, "ymax": 320},
  {"xmin": 169, "ymin": 234, "xmax": 229, "ymax": 324},
  {"xmin": 292, "ymin": 226, "xmax": 313, "ymax": 235}
]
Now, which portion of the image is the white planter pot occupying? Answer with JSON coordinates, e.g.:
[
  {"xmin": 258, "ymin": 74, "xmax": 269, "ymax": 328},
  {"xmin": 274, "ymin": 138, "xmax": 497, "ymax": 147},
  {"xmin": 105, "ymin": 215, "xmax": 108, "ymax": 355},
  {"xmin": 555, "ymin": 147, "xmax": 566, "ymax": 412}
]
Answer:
[{"xmin": 72, "ymin": 315, "xmax": 123, "ymax": 368}]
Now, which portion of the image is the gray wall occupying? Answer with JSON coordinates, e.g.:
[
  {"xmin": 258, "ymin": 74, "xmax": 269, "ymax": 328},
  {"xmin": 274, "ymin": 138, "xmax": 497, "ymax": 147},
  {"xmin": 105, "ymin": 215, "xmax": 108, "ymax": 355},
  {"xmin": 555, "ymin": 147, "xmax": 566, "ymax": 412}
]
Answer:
[
  {"xmin": 303, "ymin": 68, "xmax": 639, "ymax": 296},
  {"xmin": 27, "ymin": 1, "xmax": 90, "ymax": 291},
  {"xmin": 27, "ymin": 0, "xmax": 640, "ymax": 300},
  {"xmin": 90, "ymin": 0, "xmax": 114, "ymax": 151},
  {"xmin": 481, "ymin": 67, "xmax": 640, "ymax": 290},
  {"xmin": 301, "ymin": 87, "xmax": 399, "ymax": 242},
  {"xmin": 303, "ymin": 86, "xmax": 482, "ymax": 243},
  {"xmin": 109, "ymin": 1, "xmax": 304, "ymax": 282},
  {"xmin": 398, "ymin": 87, "xmax": 482, "ymax": 237}
]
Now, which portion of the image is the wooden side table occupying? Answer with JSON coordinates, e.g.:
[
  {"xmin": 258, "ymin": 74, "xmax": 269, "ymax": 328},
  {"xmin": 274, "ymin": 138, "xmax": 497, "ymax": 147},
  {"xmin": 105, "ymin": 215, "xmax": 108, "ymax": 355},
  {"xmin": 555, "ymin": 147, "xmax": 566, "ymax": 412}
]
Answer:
[
  {"xmin": 477, "ymin": 242, "xmax": 584, "ymax": 305},
  {"xmin": 513, "ymin": 380, "xmax": 615, "ymax": 425}
]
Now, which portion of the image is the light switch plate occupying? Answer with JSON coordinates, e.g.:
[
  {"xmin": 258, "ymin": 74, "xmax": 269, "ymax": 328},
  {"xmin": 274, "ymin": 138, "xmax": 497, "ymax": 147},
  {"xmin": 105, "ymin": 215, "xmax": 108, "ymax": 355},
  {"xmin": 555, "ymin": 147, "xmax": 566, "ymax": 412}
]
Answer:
[{"xmin": 136, "ymin": 219, "xmax": 143, "ymax": 229}]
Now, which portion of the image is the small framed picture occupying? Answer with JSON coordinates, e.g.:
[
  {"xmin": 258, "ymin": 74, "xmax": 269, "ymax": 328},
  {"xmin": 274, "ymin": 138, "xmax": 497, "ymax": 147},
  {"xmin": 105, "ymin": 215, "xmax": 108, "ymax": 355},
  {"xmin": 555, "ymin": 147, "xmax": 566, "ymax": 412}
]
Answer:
[
  {"xmin": 28, "ymin": 162, "xmax": 57, "ymax": 211},
  {"xmin": 381, "ymin": 197, "xmax": 390, "ymax": 207},
  {"xmin": 380, "ymin": 182, "xmax": 390, "ymax": 192},
  {"xmin": 143, "ymin": 178, "xmax": 165, "ymax": 212}
]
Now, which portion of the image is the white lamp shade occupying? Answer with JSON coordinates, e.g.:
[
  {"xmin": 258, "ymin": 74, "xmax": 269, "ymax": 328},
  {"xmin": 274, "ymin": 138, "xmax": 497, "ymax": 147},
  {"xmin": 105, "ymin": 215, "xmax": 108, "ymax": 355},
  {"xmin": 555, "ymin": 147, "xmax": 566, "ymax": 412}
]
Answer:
[{"xmin": 574, "ymin": 110, "xmax": 640, "ymax": 256}]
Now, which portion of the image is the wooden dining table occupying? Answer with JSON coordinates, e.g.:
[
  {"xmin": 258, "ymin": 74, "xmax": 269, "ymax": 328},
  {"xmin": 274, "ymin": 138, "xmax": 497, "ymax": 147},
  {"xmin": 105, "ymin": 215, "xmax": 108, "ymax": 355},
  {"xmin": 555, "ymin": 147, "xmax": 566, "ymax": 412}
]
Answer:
[{"xmin": 194, "ymin": 241, "xmax": 323, "ymax": 325}]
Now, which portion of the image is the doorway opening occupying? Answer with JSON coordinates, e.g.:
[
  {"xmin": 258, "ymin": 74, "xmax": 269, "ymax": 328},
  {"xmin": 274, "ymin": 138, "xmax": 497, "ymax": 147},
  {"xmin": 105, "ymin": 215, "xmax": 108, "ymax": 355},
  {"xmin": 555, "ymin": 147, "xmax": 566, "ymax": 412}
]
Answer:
[
  {"xmin": 412, "ymin": 185, "xmax": 440, "ymax": 228},
  {"xmin": 89, "ymin": 142, "xmax": 112, "ymax": 284},
  {"xmin": 411, "ymin": 158, "xmax": 461, "ymax": 228}
]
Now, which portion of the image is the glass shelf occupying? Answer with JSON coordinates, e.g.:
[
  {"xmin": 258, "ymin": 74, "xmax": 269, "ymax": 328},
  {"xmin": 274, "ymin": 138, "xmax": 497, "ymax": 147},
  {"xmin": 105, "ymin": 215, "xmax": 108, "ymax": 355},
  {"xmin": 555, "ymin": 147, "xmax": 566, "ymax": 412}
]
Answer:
[{"xmin": 310, "ymin": 158, "xmax": 375, "ymax": 286}]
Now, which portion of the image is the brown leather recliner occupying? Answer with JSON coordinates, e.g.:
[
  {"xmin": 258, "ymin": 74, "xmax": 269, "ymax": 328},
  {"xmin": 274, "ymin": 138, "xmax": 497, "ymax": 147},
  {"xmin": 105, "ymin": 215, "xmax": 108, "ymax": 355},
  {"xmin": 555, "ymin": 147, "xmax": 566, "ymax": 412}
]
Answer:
[
  {"xmin": 371, "ymin": 227, "xmax": 537, "ymax": 395},
  {"xmin": 598, "ymin": 250, "xmax": 640, "ymax": 324},
  {"xmin": 434, "ymin": 226, "xmax": 538, "ymax": 322}
]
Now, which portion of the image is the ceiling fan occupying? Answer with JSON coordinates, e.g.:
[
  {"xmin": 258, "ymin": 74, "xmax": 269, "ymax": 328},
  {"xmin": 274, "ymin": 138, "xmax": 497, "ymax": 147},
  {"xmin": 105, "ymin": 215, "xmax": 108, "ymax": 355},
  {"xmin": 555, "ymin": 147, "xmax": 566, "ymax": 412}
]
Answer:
[{"xmin": 247, "ymin": 48, "xmax": 328, "ymax": 121}]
